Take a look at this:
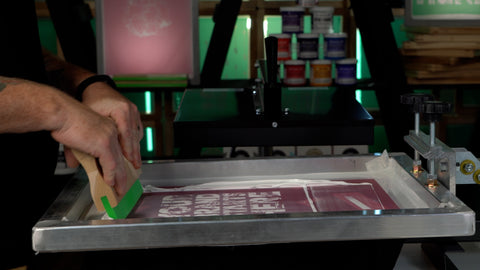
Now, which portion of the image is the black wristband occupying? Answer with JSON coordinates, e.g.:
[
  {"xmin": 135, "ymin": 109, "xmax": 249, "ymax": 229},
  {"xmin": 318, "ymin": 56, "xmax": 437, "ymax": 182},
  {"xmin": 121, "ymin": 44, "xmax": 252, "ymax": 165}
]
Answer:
[{"xmin": 75, "ymin": 74, "xmax": 116, "ymax": 100}]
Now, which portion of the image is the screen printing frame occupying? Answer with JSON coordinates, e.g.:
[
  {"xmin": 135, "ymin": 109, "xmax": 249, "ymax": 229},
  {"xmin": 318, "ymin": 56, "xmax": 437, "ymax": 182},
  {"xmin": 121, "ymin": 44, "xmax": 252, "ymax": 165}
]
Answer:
[
  {"xmin": 405, "ymin": 0, "xmax": 480, "ymax": 27},
  {"xmin": 32, "ymin": 153, "xmax": 475, "ymax": 253},
  {"xmin": 95, "ymin": 0, "xmax": 200, "ymax": 85}
]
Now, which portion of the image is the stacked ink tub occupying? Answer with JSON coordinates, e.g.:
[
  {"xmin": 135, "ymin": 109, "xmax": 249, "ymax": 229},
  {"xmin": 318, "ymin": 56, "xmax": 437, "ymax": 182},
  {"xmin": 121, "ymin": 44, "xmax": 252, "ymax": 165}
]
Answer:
[{"xmin": 270, "ymin": 1, "xmax": 356, "ymax": 87}]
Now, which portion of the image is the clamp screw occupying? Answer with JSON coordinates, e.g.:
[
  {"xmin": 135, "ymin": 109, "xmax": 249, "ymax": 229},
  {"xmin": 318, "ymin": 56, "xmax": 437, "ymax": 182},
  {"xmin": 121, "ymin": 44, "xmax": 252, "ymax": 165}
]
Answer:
[
  {"xmin": 461, "ymin": 160, "xmax": 475, "ymax": 174},
  {"xmin": 421, "ymin": 100, "xmax": 452, "ymax": 122},
  {"xmin": 400, "ymin": 93, "xmax": 434, "ymax": 113},
  {"xmin": 465, "ymin": 163, "xmax": 475, "ymax": 173},
  {"xmin": 473, "ymin": 170, "xmax": 480, "ymax": 185}
]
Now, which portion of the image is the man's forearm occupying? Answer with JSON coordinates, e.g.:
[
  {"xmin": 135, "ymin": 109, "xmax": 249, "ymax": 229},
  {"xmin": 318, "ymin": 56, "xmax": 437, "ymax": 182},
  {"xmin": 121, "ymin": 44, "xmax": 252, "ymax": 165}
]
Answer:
[
  {"xmin": 0, "ymin": 76, "xmax": 67, "ymax": 133},
  {"xmin": 0, "ymin": 76, "xmax": 23, "ymax": 92},
  {"xmin": 42, "ymin": 49, "xmax": 95, "ymax": 97}
]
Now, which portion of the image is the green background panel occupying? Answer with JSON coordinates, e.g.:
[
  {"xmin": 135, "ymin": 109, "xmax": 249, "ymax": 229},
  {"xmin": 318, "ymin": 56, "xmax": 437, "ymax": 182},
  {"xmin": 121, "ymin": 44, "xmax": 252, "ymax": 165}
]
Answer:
[{"xmin": 199, "ymin": 16, "xmax": 250, "ymax": 79}]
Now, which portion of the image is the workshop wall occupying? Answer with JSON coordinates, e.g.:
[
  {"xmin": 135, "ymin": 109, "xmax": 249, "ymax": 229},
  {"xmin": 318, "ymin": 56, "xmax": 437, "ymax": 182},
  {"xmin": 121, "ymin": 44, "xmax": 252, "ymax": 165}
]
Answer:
[{"xmin": 35, "ymin": 7, "xmax": 480, "ymax": 157}]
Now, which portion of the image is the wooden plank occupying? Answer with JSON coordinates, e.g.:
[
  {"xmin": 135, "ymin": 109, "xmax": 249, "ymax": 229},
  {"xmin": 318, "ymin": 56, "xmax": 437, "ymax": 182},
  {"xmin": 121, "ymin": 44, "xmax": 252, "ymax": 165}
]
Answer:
[
  {"xmin": 408, "ymin": 77, "xmax": 480, "ymax": 85},
  {"xmin": 401, "ymin": 48, "xmax": 480, "ymax": 58},
  {"xmin": 404, "ymin": 26, "xmax": 480, "ymax": 35},
  {"xmin": 412, "ymin": 69, "xmax": 480, "ymax": 79},
  {"xmin": 406, "ymin": 61, "xmax": 480, "ymax": 78},
  {"xmin": 404, "ymin": 62, "xmax": 451, "ymax": 72},
  {"xmin": 414, "ymin": 34, "xmax": 480, "ymax": 43},
  {"xmin": 251, "ymin": 0, "xmax": 264, "ymax": 78},
  {"xmin": 404, "ymin": 58, "xmax": 480, "ymax": 71},
  {"xmin": 403, "ymin": 56, "xmax": 461, "ymax": 65},
  {"xmin": 403, "ymin": 41, "xmax": 480, "ymax": 50}
]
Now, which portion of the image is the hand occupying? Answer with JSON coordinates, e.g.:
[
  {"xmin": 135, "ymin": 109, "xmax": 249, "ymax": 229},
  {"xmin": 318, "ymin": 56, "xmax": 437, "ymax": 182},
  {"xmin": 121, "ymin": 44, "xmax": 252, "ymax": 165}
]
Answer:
[
  {"xmin": 0, "ymin": 74, "xmax": 134, "ymax": 196},
  {"xmin": 50, "ymin": 93, "xmax": 129, "ymax": 195},
  {"xmin": 42, "ymin": 51, "xmax": 142, "ymax": 169},
  {"xmin": 81, "ymin": 82, "xmax": 144, "ymax": 169}
]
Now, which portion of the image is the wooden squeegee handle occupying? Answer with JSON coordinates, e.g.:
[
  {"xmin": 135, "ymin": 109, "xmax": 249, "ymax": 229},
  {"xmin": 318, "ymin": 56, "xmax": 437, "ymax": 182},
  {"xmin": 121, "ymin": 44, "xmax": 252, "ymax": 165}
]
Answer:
[{"xmin": 72, "ymin": 149, "xmax": 120, "ymax": 212}]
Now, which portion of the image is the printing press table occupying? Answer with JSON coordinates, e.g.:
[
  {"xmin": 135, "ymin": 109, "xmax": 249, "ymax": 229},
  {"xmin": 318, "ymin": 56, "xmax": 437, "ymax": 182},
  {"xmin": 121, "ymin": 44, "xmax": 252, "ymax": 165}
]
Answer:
[{"xmin": 33, "ymin": 152, "xmax": 474, "ymax": 266}]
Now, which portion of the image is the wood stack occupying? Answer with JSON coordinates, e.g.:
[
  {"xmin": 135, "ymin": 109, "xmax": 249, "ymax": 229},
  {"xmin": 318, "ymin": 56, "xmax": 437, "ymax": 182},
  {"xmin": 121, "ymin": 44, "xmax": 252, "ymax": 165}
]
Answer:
[{"xmin": 401, "ymin": 27, "xmax": 480, "ymax": 85}]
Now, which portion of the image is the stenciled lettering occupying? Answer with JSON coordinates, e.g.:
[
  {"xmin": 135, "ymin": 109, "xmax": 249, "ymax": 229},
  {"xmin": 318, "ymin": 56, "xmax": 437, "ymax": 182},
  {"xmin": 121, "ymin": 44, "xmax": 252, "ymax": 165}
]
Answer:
[
  {"xmin": 194, "ymin": 193, "xmax": 221, "ymax": 216},
  {"xmin": 249, "ymin": 191, "xmax": 286, "ymax": 214},
  {"xmin": 157, "ymin": 194, "xmax": 193, "ymax": 217}
]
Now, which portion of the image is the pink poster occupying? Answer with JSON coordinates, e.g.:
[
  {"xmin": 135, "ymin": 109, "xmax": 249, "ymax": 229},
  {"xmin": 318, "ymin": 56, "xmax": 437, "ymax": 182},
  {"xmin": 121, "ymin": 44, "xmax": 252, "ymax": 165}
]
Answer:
[
  {"xmin": 101, "ymin": 0, "xmax": 195, "ymax": 76},
  {"xmin": 129, "ymin": 187, "xmax": 314, "ymax": 218},
  {"xmin": 128, "ymin": 179, "xmax": 399, "ymax": 219}
]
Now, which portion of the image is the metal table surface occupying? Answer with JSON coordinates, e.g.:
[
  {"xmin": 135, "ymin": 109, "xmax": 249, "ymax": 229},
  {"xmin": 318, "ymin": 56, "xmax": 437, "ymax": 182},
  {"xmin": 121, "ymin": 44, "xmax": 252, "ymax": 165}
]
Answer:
[{"xmin": 32, "ymin": 152, "xmax": 475, "ymax": 253}]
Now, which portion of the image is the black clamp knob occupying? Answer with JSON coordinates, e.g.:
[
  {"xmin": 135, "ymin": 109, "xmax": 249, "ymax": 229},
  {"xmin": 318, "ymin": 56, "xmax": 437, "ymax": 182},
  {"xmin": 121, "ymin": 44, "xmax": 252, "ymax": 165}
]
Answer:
[
  {"xmin": 400, "ymin": 93, "xmax": 434, "ymax": 113},
  {"xmin": 421, "ymin": 100, "xmax": 452, "ymax": 122}
]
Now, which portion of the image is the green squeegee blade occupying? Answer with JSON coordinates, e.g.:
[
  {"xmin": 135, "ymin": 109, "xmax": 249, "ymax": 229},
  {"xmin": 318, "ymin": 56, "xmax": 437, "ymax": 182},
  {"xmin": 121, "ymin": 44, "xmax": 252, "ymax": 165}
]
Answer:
[{"xmin": 101, "ymin": 179, "xmax": 143, "ymax": 219}]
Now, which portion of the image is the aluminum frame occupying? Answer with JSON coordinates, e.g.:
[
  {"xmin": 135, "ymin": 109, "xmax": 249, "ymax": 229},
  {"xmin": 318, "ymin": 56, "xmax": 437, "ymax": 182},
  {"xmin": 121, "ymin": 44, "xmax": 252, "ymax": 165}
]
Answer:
[{"xmin": 33, "ymin": 153, "xmax": 475, "ymax": 253}]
